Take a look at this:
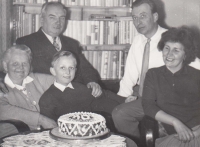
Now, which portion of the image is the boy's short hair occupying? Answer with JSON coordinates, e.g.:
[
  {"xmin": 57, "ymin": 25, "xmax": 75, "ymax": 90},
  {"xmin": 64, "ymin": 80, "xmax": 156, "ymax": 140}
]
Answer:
[{"xmin": 51, "ymin": 51, "xmax": 77, "ymax": 67}]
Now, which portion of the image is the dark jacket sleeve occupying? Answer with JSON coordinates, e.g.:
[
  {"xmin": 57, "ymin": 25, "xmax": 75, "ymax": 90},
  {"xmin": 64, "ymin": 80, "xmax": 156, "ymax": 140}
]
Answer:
[{"xmin": 142, "ymin": 69, "xmax": 161, "ymax": 119}]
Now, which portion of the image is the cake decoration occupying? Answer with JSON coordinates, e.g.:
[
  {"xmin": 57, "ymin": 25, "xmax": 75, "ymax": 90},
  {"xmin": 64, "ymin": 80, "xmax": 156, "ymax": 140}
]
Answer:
[{"xmin": 58, "ymin": 112, "xmax": 108, "ymax": 137}]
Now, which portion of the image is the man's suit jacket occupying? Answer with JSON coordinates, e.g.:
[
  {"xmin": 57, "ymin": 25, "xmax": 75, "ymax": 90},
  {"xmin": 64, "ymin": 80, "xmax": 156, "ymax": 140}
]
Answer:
[{"xmin": 16, "ymin": 28, "xmax": 100, "ymax": 85}]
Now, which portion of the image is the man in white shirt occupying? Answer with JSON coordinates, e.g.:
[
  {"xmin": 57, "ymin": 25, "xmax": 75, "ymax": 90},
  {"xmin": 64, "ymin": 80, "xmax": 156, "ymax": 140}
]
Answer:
[{"xmin": 112, "ymin": 0, "xmax": 200, "ymax": 142}]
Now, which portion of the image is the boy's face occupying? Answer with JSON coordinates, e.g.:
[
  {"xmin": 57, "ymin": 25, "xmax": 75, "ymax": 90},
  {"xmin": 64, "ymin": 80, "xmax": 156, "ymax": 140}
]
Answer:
[{"xmin": 50, "ymin": 55, "xmax": 77, "ymax": 86}]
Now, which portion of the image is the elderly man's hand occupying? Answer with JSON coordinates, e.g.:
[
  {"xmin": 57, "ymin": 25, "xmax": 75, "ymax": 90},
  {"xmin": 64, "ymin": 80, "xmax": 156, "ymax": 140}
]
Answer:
[
  {"xmin": 0, "ymin": 80, "xmax": 8, "ymax": 93},
  {"xmin": 38, "ymin": 114, "xmax": 57, "ymax": 129},
  {"xmin": 87, "ymin": 82, "xmax": 102, "ymax": 98},
  {"xmin": 125, "ymin": 95, "xmax": 138, "ymax": 103}
]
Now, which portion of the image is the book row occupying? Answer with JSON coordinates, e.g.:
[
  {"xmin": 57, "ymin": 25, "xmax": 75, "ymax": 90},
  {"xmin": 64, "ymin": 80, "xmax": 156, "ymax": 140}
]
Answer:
[
  {"xmin": 13, "ymin": 0, "xmax": 46, "ymax": 4},
  {"xmin": 14, "ymin": 0, "xmax": 134, "ymax": 7},
  {"xmin": 12, "ymin": 6, "xmax": 137, "ymax": 45},
  {"xmin": 60, "ymin": 0, "xmax": 133, "ymax": 7},
  {"xmin": 82, "ymin": 50, "xmax": 128, "ymax": 80},
  {"xmin": 64, "ymin": 20, "xmax": 137, "ymax": 45}
]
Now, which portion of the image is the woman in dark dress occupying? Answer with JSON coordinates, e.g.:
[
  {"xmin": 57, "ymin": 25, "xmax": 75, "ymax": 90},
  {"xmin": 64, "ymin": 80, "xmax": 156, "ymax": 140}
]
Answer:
[{"xmin": 142, "ymin": 26, "xmax": 200, "ymax": 147}]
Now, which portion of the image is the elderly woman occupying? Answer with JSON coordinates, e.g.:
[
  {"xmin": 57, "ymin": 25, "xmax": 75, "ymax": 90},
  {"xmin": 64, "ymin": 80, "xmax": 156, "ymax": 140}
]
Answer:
[
  {"xmin": 142, "ymin": 26, "xmax": 200, "ymax": 146},
  {"xmin": 0, "ymin": 45, "xmax": 57, "ymax": 138}
]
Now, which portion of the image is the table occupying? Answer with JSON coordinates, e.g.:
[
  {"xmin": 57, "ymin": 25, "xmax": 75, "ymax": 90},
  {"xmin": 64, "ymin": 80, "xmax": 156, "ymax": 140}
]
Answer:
[{"xmin": 0, "ymin": 130, "xmax": 137, "ymax": 147}]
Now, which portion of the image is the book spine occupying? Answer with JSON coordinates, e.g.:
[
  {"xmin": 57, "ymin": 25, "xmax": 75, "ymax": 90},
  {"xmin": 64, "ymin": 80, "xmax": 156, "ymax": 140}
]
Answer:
[
  {"xmin": 11, "ymin": 6, "xmax": 19, "ymax": 44},
  {"xmin": 94, "ymin": 21, "xmax": 100, "ymax": 45},
  {"xmin": 100, "ymin": 51, "xmax": 105, "ymax": 79},
  {"xmin": 81, "ymin": 20, "xmax": 87, "ymax": 45},
  {"xmin": 30, "ymin": 14, "xmax": 35, "ymax": 33},
  {"xmin": 91, "ymin": 21, "xmax": 95, "ymax": 44},
  {"xmin": 104, "ymin": 21, "xmax": 109, "ymax": 44},
  {"xmin": 86, "ymin": 21, "xmax": 91, "ymax": 45},
  {"xmin": 103, "ymin": 51, "xmax": 109, "ymax": 79},
  {"xmin": 107, "ymin": 51, "xmax": 112, "ymax": 79},
  {"xmin": 77, "ymin": 20, "xmax": 82, "ymax": 43},
  {"xmin": 99, "ymin": 21, "xmax": 104, "ymax": 45},
  {"xmin": 92, "ymin": 51, "xmax": 98, "ymax": 69},
  {"xmin": 35, "ymin": 14, "xmax": 40, "ymax": 32},
  {"xmin": 97, "ymin": 51, "xmax": 102, "ymax": 74},
  {"xmin": 112, "ymin": 51, "xmax": 118, "ymax": 79}
]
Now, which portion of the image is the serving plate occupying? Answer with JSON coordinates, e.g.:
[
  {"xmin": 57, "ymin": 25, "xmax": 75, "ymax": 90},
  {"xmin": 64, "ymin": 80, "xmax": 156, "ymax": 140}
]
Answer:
[{"xmin": 49, "ymin": 127, "xmax": 110, "ymax": 143}]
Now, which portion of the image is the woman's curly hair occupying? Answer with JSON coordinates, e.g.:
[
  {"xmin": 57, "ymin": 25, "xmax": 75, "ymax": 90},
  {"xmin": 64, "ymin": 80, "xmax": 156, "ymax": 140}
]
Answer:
[{"xmin": 158, "ymin": 26, "xmax": 197, "ymax": 65}]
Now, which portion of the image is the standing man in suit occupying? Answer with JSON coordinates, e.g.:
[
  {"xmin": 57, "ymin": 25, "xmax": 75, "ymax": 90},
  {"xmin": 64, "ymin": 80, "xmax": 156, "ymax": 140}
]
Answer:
[{"xmin": 16, "ymin": 2, "xmax": 102, "ymax": 97}]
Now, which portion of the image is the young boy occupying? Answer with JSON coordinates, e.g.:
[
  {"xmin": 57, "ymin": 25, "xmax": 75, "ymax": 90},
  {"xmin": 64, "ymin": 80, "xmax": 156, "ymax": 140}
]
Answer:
[{"xmin": 39, "ymin": 51, "xmax": 125, "ymax": 121}]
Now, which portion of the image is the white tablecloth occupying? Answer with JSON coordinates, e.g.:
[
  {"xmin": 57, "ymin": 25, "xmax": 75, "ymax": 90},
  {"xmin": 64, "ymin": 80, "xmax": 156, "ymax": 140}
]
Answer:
[{"xmin": 1, "ymin": 131, "xmax": 127, "ymax": 147}]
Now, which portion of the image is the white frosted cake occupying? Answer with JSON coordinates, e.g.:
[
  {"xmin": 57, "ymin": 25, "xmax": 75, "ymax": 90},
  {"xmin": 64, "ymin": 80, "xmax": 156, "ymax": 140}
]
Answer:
[{"xmin": 58, "ymin": 112, "xmax": 108, "ymax": 137}]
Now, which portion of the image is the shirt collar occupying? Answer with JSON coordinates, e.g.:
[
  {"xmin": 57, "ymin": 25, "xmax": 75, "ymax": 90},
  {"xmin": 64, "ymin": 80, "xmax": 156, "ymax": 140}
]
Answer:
[
  {"xmin": 54, "ymin": 81, "xmax": 74, "ymax": 92},
  {"xmin": 161, "ymin": 65, "xmax": 189, "ymax": 76},
  {"xmin": 142, "ymin": 25, "xmax": 162, "ymax": 42},
  {"xmin": 151, "ymin": 25, "xmax": 162, "ymax": 41},
  {"xmin": 4, "ymin": 74, "xmax": 33, "ymax": 89},
  {"xmin": 41, "ymin": 29, "xmax": 60, "ymax": 44}
]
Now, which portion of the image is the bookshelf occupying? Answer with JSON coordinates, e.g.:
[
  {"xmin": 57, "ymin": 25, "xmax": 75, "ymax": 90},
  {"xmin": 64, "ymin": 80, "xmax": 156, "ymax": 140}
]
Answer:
[{"xmin": 9, "ymin": 0, "xmax": 137, "ymax": 80}]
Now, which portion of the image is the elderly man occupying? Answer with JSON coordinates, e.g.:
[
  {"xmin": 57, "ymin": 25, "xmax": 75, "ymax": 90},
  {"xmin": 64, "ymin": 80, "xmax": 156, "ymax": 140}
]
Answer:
[
  {"xmin": 112, "ymin": 0, "xmax": 200, "ymax": 144},
  {"xmin": 16, "ymin": 2, "xmax": 102, "ymax": 97}
]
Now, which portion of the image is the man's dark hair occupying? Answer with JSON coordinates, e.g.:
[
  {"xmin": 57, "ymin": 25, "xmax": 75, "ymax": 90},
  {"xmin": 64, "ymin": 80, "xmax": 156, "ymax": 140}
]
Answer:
[
  {"xmin": 132, "ymin": 0, "xmax": 157, "ymax": 14},
  {"xmin": 41, "ymin": 1, "xmax": 67, "ymax": 17}
]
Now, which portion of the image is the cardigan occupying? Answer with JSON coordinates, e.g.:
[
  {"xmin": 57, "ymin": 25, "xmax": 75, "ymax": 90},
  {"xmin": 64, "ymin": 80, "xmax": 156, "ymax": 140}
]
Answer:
[{"xmin": 0, "ymin": 73, "xmax": 54, "ymax": 130}]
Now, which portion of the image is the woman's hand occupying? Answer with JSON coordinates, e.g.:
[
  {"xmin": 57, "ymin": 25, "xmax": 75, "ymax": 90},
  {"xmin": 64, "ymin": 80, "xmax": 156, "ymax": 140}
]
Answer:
[
  {"xmin": 125, "ymin": 95, "xmax": 137, "ymax": 103},
  {"xmin": 173, "ymin": 119, "xmax": 195, "ymax": 142},
  {"xmin": 87, "ymin": 82, "xmax": 102, "ymax": 98}
]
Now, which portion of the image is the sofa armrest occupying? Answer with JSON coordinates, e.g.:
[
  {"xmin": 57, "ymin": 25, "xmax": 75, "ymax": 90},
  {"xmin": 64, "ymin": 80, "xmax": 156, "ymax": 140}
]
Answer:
[
  {"xmin": 0, "ymin": 119, "xmax": 30, "ymax": 133},
  {"xmin": 139, "ymin": 115, "xmax": 159, "ymax": 147}
]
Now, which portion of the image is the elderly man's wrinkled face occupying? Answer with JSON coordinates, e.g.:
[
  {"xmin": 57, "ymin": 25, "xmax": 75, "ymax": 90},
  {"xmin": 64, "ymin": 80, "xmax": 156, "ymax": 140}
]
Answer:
[
  {"xmin": 4, "ymin": 51, "xmax": 31, "ymax": 84},
  {"xmin": 41, "ymin": 5, "xmax": 66, "ymax": 37}
]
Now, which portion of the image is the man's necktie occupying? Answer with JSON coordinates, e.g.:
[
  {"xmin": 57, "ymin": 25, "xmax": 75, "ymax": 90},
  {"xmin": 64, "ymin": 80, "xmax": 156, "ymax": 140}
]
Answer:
[
  {"xmin": 138, "ymin": 38, "xmax": 151, "ymax": 97},
  {"xmin": 53, "ymin": 37, "xmax": 60, "ymax": 51}
]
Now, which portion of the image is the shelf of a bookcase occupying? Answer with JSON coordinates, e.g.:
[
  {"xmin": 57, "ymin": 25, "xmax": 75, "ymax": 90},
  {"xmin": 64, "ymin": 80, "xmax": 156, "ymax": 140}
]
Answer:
[
  {"xmin": 13, "ymin": 2, "xmax": 131, "ymax": 8},
  {"xmin": 13, "ymin": 2, "xmax": 132, "ymax": 20},
  {"xmin": 82, "ymin": 44, "xmax": 131, "ymax": 51}
]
